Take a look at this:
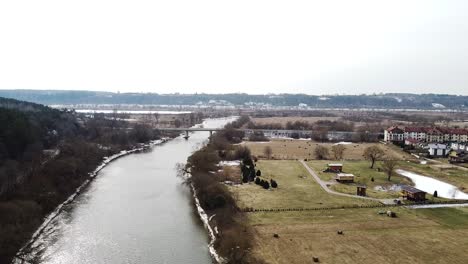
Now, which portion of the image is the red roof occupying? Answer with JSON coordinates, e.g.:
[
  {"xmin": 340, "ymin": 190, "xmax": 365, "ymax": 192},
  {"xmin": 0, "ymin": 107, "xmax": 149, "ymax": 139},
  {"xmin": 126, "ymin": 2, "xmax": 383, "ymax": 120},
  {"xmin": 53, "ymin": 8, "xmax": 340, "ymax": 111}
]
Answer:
[
  {"xmin": 450, "ymin": 128, "xmax": 468, "ymax": 135},
  {"xmin": 387, "ymin": 126, "xmax": 404, "ymax": 133},
  {"xmin": 404, "ymin": 127, "xmax": 429, "ymax": 133}
]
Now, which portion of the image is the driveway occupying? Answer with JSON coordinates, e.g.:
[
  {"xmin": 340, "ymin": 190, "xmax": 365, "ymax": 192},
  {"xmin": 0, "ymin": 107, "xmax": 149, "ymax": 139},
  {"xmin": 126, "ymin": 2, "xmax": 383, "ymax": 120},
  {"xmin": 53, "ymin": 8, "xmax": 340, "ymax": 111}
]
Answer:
[{"xmin": 299, "ymin": 160, "xmax": 383, "ymax": 203}]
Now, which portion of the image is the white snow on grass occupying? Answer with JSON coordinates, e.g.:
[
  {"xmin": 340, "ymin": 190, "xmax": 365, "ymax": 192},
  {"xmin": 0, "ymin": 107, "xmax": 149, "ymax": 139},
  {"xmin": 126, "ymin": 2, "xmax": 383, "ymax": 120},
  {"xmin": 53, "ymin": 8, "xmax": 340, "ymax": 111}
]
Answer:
[
  {"xmin": 191, "ymin": 184, "xmax": 226, "ymax": 264},
  {"xmin": 333, "ymin": 141, "xmax": 353, "ymax": 145},
  {"xmin": 218, "ymin": 160, "xmax": 241, "ymax": 166}
]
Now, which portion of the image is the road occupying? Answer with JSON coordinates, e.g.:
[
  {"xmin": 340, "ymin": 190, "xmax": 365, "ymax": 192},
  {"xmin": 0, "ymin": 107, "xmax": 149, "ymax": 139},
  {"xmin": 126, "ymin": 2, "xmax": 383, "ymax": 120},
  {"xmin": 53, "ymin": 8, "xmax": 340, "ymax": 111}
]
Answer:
[{"xmin": 298, "ymin": 160, "xmax": 386, "ymax": 202}]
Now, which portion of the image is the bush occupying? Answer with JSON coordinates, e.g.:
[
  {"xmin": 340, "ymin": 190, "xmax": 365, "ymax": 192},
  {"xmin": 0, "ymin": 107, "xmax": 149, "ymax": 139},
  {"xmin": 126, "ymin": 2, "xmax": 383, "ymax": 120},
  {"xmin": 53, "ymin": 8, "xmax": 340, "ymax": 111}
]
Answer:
[
  {"xmin": 249, "ymin": 132, "xmax": 269, "ymax": 142},
  {"xmin": 241, "ymin": 167, "xmax": 249, "ymax": 183},
  {"xmin": 262, "ymin": 181, "xmax": 270, "ymax": 189},
  {"xmin": 433, "ymin": 190, "xmax": 438, "ymax": 198},
  {"xmin": 249, "ymin": 167, "xmax": 256, "ymax": 182},
  {"xmin": 256, "ymin": 170, "xmax": 261, "ymax": 176},
  {"xmin": 271, "ymin": 179, "xmax": 278, "ymax": 188},
  {"xmin": 314, "ymin": 145, "xmax": 329, "ymax": 160},
  {"xmin": 255, "ymin": 177, "xmax": 261, "ymax": 185},
  {"xmin": 234, "ymin": 146, "xmax": 252, "ymax": 161}
]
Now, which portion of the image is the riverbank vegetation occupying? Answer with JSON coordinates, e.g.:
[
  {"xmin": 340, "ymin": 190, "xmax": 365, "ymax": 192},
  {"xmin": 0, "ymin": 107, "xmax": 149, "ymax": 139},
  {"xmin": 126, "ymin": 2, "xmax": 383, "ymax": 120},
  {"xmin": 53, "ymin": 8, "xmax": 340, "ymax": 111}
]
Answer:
[
  {"xmin": 183, "ymin": 116, "xmax": 267, "ymax": 263},
  {"xmin": 0, "ymin": 97, "xmax": 168, "ymax": 263}
]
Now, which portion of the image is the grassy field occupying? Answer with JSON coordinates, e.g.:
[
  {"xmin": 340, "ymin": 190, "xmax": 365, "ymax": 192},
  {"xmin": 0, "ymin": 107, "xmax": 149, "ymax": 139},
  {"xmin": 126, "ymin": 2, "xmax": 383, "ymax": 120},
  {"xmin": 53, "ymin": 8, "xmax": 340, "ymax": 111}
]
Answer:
[
  {"xmin": 242, "ymin": 140, "xmax": 414, "ymax": 160},
  {"xmin": 398, "ymin": 161, "xmax": 468, "ymax": 192},
  {"xmin": 227, "ymin": 160, "xmax": 377, "ymax": 210},
  {"xmin": 307, "ymin": 160, "xmax": 413, "ymax": 199},
  {"xmin": 226, "ymin": 159, "xmax": 468, "ymax": 263},
  {"xmin": 247, "ymin": 207, "xmax": 468, "ymax": 264}
]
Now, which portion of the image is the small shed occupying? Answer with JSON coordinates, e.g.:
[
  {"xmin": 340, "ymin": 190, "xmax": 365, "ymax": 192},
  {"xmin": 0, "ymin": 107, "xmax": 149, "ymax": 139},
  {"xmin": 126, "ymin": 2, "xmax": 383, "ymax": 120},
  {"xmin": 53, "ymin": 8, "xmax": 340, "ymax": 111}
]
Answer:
[
  {"xmin": 449, "ymin": 150, "xmax": 468, "ymax": 163},
  {"xmin": 336, "ymin": 173, "xmax": 354, "ymax": 183},
  {"xmin": 401, "ymin": 185, "xmax": 426, "ymax": 201},
  {"xmin": 327, "ymin": 163, "xmax": 343, "ymax": 173},
  {"xmin": 428, "ymin": 144, "xmax": 448, "ymax": 157},
  {"xmin": 356, "ymin": 185, "xmax": 367, "ymax": 196}
]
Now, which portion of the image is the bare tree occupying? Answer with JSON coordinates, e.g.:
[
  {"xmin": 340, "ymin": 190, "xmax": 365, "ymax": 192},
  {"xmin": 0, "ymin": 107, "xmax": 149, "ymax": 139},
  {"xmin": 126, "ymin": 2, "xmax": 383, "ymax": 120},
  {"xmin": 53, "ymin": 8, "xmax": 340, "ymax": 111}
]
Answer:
[
  {"xmin": 363, "ymin": 146, "xmax": 385, "ymax": 168},
  {"xmin": 110, "ymin": 109, "xmax": 118, "ymax": 130},
  {"xmin": 263, "ymin": 146, "xmax": 272, "ymax": 159},
  {"xmin": 331, "ymin": 145, "xmax": 346, "ymax": 160},
  {"xmin": 382, "ymin": 157, "xmax": 398, "ymax": 181},
  {"xmin": 174, "ymin": 119, "xmax": 182, "ymax": 128},
  {"xmin": 314, "ymin": 145, "xmax": 329, "ymax": 160},
  {"xmin": 153, "ymin": 112, "xmax": 160, "ymax": 127}
]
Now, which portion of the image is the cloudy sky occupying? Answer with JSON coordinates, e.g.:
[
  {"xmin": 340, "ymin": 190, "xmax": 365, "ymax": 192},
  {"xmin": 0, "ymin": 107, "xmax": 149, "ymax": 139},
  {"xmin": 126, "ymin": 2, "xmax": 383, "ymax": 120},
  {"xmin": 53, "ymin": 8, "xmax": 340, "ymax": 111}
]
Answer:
[{"xmin": 1, "ymin": 0, "xmax": 467, "ymax": 95}]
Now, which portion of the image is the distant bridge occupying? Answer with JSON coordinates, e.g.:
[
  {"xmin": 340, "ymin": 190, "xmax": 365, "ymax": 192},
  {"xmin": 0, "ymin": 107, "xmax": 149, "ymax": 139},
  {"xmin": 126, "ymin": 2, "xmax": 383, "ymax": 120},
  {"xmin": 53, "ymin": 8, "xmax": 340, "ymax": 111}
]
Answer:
[{"xmin": 155, "ymin": 127, "xmax": 383, "ymax": 139}]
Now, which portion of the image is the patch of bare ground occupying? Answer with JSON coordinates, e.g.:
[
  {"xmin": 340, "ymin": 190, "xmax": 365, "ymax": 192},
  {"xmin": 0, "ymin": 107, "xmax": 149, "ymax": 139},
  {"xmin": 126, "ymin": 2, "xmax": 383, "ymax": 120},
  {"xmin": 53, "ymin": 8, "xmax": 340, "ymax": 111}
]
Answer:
[{"xmin": 248, "ymin": 208, "xmax": 468, "ymax": 264}]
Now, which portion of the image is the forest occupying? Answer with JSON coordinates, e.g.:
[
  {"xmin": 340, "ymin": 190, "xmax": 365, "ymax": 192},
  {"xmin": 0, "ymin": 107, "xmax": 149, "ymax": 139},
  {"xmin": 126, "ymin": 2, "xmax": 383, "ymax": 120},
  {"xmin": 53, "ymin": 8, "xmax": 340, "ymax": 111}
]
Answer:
[{"xmin": 0, "ymin": 97, "xmax": 163, "ymax": 263}]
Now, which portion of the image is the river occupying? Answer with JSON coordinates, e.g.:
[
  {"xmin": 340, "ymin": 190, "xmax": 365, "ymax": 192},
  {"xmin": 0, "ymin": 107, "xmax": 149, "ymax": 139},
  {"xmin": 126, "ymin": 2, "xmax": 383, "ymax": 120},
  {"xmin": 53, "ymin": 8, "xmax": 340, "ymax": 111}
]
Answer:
[{"xmin": 16, "ymin": 117, "xmax": 236, "ymax": 264}]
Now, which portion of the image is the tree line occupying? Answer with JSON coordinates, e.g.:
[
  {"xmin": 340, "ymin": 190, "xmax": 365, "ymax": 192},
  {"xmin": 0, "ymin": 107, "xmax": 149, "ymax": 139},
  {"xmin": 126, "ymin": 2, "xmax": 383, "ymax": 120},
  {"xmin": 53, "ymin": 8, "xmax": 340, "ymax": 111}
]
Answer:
[{"xmin": 1, "ymin": 90, "xmax": 467, "ymax": 109}]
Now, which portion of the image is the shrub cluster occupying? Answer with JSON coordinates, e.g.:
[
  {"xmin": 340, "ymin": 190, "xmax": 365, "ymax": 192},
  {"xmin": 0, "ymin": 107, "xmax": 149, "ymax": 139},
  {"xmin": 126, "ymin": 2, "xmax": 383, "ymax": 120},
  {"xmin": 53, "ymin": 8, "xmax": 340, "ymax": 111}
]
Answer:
[{"xmin": 253, "ymin": 177, "xmax": 278, "ymax": 190}]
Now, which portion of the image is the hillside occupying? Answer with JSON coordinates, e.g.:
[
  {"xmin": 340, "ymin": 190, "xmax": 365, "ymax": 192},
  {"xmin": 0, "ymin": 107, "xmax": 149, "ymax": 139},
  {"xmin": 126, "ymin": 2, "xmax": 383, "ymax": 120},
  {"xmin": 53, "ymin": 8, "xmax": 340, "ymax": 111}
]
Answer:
[{"xmin": 0, "ymin": 90, "xmax": 467, "ymax": 110}]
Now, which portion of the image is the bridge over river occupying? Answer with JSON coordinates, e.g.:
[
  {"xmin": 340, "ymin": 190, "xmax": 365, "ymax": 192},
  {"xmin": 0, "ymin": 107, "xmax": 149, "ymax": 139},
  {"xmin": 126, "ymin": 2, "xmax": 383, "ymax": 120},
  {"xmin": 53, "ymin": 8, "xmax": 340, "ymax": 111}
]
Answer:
[{"xmin": 155, "ymin": 127, "xmax": 383, "ymax": 140}]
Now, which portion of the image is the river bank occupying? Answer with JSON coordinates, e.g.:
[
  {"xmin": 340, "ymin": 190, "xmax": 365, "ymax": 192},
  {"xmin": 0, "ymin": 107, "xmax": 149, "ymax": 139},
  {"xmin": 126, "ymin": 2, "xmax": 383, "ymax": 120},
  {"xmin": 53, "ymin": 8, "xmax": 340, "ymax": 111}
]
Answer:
[
  {"xmin": 13, "ymin": 117, "xmax": 237, "ymax": 264},
  {"xmin": 13, "ymin": 138, "xmax": 170, "ymax": 263},
  {"xmin": 183, "ymin": 116, "xmax": 266, "ymax": 264}
]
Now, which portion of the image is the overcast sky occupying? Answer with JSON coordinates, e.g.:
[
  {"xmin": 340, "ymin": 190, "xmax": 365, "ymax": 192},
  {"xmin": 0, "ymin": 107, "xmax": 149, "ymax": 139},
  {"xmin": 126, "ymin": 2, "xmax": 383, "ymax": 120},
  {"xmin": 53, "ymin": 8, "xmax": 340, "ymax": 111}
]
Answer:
[{"xmin": 1, "ymin": 0, "xmax": 467, "ymax": 95}]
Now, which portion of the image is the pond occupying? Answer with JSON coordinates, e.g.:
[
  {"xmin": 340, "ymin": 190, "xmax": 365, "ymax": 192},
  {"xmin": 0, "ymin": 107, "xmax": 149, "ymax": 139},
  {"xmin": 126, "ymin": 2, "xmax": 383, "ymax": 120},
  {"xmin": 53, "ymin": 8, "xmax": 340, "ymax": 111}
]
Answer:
[{"xmin": 396, "ymin": 169, "xmax": 468, "ymax": 200}]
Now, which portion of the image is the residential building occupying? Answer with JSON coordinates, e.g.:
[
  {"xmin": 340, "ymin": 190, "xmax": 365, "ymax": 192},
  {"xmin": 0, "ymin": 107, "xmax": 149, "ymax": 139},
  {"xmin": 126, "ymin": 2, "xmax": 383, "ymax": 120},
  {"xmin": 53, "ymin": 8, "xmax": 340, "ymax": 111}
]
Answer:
[
  {"xmin": 385, "ymin": 126, "xmax": 468, "ymax": 144},
  {"xmin": 384, "ymin": 126, "xmax": 405, "ymax": 142}
]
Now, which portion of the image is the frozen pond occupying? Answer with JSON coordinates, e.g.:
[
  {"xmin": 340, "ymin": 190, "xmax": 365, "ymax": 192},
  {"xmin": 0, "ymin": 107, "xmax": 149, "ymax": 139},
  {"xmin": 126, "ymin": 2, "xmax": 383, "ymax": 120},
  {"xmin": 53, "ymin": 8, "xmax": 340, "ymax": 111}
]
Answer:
[{"xmin": 396, "ymin": 169, "xmax": 468, "ymax": 200}]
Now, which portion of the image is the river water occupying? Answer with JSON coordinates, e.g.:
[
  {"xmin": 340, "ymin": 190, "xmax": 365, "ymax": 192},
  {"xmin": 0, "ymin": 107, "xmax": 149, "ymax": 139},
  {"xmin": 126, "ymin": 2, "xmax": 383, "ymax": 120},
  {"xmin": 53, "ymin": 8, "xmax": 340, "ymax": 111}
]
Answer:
[{"xmin": 16, "ymin": 117, "xmax": 236, "ymax": 264}]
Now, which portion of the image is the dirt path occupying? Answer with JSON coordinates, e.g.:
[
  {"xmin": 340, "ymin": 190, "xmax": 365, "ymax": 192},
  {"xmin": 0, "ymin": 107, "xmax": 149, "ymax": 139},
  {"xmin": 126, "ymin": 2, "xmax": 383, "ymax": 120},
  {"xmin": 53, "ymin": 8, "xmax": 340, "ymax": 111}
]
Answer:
[
  {"xmin": 425, "ymin": 157, "xmax": 468, "ymax": 171},
  {"xmin": 299, "ymin": 160, "xmax": 386, "ymax": 203}
]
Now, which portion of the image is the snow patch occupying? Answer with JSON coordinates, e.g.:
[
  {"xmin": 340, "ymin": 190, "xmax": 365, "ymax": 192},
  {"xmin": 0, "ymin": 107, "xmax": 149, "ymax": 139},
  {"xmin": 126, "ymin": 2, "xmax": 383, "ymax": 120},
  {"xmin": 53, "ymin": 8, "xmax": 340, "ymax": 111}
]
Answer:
[
  {"xmin": 431, "ymin": 103, "xmax": 446, "ymax": 108},
  {"xmin": 191, "ymin": 184, "xmax": 226, "ymax": 264},
  {"xmin": 333, "ymin": 141, "xmax": 353, "ymax": 145},
  {"xmin": 218, "ymin": 160, "xmax": 241, "ymax": 166}
]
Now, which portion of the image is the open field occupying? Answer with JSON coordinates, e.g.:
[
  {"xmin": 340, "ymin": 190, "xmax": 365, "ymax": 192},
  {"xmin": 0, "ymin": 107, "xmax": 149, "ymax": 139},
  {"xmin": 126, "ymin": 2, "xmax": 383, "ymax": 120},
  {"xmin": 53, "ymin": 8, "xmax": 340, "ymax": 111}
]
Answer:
[
  {"xmin": 227, "ymin": 160, "xmax": 378, "ymax": 210},
  {"xmin": 242, "ymin": 139, "xmax": 415, "ymax": 160},
  {"xmin": 247, "ymin": 207, "xmax": 468, "ymax": 264},
  {"xmin": 226, "ymin": 156, "xmax": 468, "ymax": 263},
  {"xmin": 435, "ymin": 121, "xmax": 468, "ymax": 128},
  {"xmin": 307, "ymin": 160, "xmax": 413, "ymax": 199},
  {"xmin": 250, "ymin": 116, "xmax": 402, "ymax": 128},
  {"xmin": 250, "ymin": 116, "xmax": 341, "ymax": 126}
]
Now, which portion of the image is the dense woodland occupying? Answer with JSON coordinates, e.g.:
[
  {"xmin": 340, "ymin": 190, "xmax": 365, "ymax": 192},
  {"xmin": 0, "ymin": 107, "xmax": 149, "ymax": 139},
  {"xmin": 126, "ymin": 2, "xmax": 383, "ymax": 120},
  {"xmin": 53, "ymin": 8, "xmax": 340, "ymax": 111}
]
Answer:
[
  {"xmin": 1, "ymin": 90, "xmax": 468, "ymax": 109},
  {"xmin": 0, "ymin": 97, "xmax": 164, "ymax": 263}
]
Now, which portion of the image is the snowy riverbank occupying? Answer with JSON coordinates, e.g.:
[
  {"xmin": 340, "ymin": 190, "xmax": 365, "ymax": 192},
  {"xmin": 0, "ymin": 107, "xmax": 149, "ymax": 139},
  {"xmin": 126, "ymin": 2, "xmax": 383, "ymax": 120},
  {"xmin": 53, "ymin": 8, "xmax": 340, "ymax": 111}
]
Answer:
[{"xmin": 13, "ymin": 138, "xmax": 170, "ymax": 263}]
